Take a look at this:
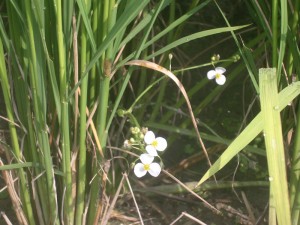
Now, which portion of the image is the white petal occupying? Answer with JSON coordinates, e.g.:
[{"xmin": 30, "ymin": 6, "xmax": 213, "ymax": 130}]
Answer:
[
  {"xmin": 215, "ymin": 67, "xmax": 226, "ymax": 74},
  {"xmin": 216, "ymin": 74, "xmax": 226, "ymax": 85},
  {"xmin": 148, "ymin": 163, "xmax": 161, "ymax": 177},
  {"xmin": 145, "ymin": 145, "xmax": 158, "ymax": 156},
  {"xmin": 155, "ymin": 137, "xmax": 167, "ymax": 151},
  {"xmin": 134, "ymin": 163, "xmax": 147, "ymax": 178},
  {"xmin": 207, "ymin": 70, "xmax": 216, "ymax": 80},
  {"xmin": 140, "ymin": 153, "xmax": 154, "ymax": 164},
  {"xmin": 144, "ymin": 131, "xmax": 155, "ymax": 144}
]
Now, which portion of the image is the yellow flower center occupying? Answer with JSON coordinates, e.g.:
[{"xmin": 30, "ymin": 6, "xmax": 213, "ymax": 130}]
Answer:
[
  {"xmin": 143, "ymin": 164, "xmax": 150, "ymax": 171},
  {"xmin": 152, "ymin": 140, "xmax": 158, "ymax": 147},
  {"xmin": 215, "ymin": 73, "xmax": 221, "ymax": 79}
]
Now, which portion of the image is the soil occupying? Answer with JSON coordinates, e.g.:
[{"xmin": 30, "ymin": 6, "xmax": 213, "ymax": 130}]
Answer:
[
  {"xmin": 109, "ymin": 179, "xmax": 269, "ymax": 225},
  {"xmin": 0, "ymin": 154, "xmax": 269, "ymax": 225}
]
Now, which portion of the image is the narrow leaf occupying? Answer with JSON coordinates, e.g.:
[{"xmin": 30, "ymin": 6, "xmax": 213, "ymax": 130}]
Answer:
[{"xmin": 197, "ymin": 81, "xmax": 300, "ymax": 186}]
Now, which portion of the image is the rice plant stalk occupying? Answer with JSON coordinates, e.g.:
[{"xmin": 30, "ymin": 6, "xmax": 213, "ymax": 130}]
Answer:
[
  {"xmin": 54, "ymin": 0, "xmax": 73, "ymax": 223},
  {"xmin": 23, "ymin": 1, "xmax": 60, "ymax": 223},
  {"xmin": 3, "ymin": 2, "xmax": 50, "ymax": 223},
  {"xmin": 86, "ymin": 0, "xmax": 115, "ymax": 222},
  {"xmin": 75, "ymin": 0, "xmax": 91, "ymax": 223},
  {"xmin": 0, "ymin": 32, "xmax": 36, "ymax": 225}
]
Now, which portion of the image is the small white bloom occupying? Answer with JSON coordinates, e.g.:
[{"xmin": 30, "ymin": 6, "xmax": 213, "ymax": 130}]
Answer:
[
  {"xmin": 207, "ymin": 67, "xmax": 226, "ymax": 85},
  {"xmin": 134, "ymin": 154, "xmax": 161, "ymax": 178},
  {"xmin": 123, "ymin": 140, "xmax": 132, "ymax": 148},
  {"xmin": 144, "ymin": 131, "xmax": 167, "ymax": 156}
]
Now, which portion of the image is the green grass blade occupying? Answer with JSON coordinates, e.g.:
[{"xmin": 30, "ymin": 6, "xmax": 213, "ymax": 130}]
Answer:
[
  {"xmin": 88, "ymin": 0, "xmax": 150, "ymax": 65},
  {"xmin": 68, "ymin": 0, "xmax": 150, "ymax": 99},
  {"xmin": 159, "ymin": 34, "xmax": 265, "ymax": 127},
  {"xmin": 5, "ymin": 0, "xmax": 26, "ymax": 28},
  {"xmin": 118, "ymin": 0, "xmax": 171, "ymax": 53},
  {"xmin": 248, "ymin": 0, "xmax": 272, "ymax": 40},
  {"xmin": 54, "ymin": 0, "xmax": 73, "ymax": 223},
  {"xmin": 0, "ymin": 162, "xmax": 36, "ymax": 170},
  {"xmin": 197, "ymin": 80, "xmax": 300, "ymax": 186},
  {"xmin": 288, "ymin": 2, "xmax": 300, "ymax": 220},
  {"xmin": 196, "ymin": 113, "xmax": 263, "ymax": 186},
  {"xmin": 0, "ymin": 34, "xmax": 36, "ymax": 225},
  {"xmin": 286, "ymin": 28, "xmax": 300, "ymax": 76},
  {"xmin": 272, "ymin": 0, "xmax": 278, "ymax": 67},
  {"xmin": 214, "ymin": 1, "xmax": 259, "ymax": 93},
  {"xmin": 24, "ymin": 1, "xmax": 60, "ymax": 223},
  {"xmin": 0, "ymin": 16, "xmax": 10, "ymax": 53},
  {"xmin": 105, "ymin": 0, "xmax": 167, "ymax": 135},
  {"xmin": 63, "ymin": 0, "xmax": 75, "ymax": 48},
  {"xmin": 77, "ymin": 0, "xmax": 96, "ymax": 51},
  {"xmin": 145, "ymin": 25, "xmax": 249, "ymax": 60},
  {"xmin": 142, "ymin": 0, "xmax": 211, "ymax": 50},
  {"xmin": 146, "ymin": 122, "xmax": 266, "ymax": 156},
  {"xmin": 75, "ymin": 4, "xmax": 90, "ymax": 223},
  {"xmin": 259, "ymin": 68, "xmax": 291, "ymax": 225},
  {"xmin": 277, "ymin": 0, "xmax": 288, "ymax": 78}
]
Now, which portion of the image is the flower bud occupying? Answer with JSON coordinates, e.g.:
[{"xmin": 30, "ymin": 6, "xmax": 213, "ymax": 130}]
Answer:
[
  {"xmin": 232, "ymin": 54, "xmax": 240, "ymax": 62},
  {"xmin": 211, "ymin": 54, "xmax": 220, "ymax": 62},
  {"xmin": 130, "ymin": 127, "xmax": 140, "ymax": 134},
  {"xmin": 117, "ymin": 109, "xmax": 125, "ymax": 117}
]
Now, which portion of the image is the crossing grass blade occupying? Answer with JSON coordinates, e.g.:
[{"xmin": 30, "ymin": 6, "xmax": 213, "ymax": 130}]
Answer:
[
  {"xmin": 68, "ymin": 0, "xmax": 151, "ymax": 99},
  {"xmin": 141, "ymin": 0, "xmax": 211, "ymax": 50},
  {"xmin": 214, "ymin": 1, "xmax": 259, "ymax": 93},
  {"xmin": 145, "ymin": 25, "xmax": 250, "ymax": 60},
  {"xmin": 197, "ymin": 80, "xmax": 300, "ymax": 186},
  {"xmin": 0, "ymin": 162, "xmax": 36, "ymax": 170}
]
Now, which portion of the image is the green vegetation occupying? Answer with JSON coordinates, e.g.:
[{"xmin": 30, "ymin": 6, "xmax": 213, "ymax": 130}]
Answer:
[{"xmin": 0, "ymin": 0, "xmax": 299, "ymax": 224}]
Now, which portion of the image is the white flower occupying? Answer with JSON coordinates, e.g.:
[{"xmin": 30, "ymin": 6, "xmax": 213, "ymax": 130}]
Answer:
[
  {"xmin": 134, "ymin": 154, "xmax": 161, "ymax": 178},
  {"xmin": 123, "ymin": 140, "xmax": 132, "ymax": 148},
  {"xmin": 207, "ymin": 67, "xmax": 226, "ymax": 85},
  {"xmin": 144, "ymin": 131, "xmax": 167, "ymax": 156}
]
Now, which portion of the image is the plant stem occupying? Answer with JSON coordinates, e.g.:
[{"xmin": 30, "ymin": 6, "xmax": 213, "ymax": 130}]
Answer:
[
  {"xmin": 55, "ymin": 0, "xmax": 73, "ymax": 223},
  {"xmin": 272, "ymin": 0, "xmax": 278, "ymax": 67},
  {"xmin": 0, "ymin": 35, "xmax": 36, "ymax": 225},
  {"xmin": 75, "ymin": 1, "xmax": 91, "ymax": 224},
  {"xmin": 24, "ymin": 1, "xmax": 59, "ymax": 223},
  {"xmin": 88, "ymin": 0, "xmax": 116, "ymax": 223}
]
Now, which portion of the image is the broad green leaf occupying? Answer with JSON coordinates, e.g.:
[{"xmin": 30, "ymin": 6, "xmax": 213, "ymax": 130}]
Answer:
[{"xmin": 260, "ymin": 68, "xmax": 291, "ymax": 225}]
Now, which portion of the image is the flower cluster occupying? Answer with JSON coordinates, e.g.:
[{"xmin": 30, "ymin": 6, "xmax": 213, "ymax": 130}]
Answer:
[{"xmin": 124, "ymin": 128, "xmax": 167, "ymax": 178}]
